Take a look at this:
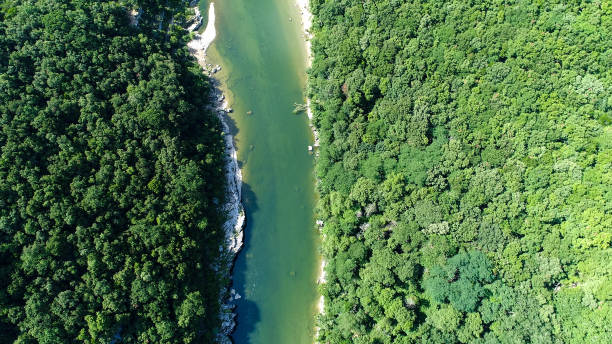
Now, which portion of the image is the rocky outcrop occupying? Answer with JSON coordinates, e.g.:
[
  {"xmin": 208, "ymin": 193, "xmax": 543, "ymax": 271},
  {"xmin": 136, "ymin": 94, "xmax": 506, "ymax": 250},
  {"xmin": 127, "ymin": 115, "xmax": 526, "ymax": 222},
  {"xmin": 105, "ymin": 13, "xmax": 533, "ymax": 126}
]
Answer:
[
  {"xmin": 126, "ymin": 2, "xmax": 243, "ymax": 341},
  {"xmin": 127, "ymin": 8, "xmax": 142, "ymax": 27},
  {"xmin": 186, "ymin": 3, "xmax": 244, "ymax": 343},
  {"xmin": 186, "ymin": 6, "xmax": 203, "ymax": 32}
]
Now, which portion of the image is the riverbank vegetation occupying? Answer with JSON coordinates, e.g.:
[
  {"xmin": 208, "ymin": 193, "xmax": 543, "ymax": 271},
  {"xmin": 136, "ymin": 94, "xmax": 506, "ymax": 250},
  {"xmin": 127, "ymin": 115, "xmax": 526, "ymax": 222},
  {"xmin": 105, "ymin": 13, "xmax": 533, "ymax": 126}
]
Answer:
[
  {"xmin": 0, "ymin": 0, "xmax": 228, "ymax": 342},
  {"xmin": 309, "ymin": 0, "xmax": 611, "ymax": 343}
]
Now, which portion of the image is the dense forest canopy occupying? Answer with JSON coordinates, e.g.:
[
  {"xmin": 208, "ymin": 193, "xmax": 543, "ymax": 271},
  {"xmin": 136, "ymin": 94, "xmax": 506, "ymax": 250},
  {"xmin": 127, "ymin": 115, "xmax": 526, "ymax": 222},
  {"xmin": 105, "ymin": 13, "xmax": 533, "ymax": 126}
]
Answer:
[
  {"xmin": 309, "ymin": 0, "xmax": 611, "ymax": 343},
  {"xmin": 0, "ymin": 0, "xmax": 228, "ymax": 343}
]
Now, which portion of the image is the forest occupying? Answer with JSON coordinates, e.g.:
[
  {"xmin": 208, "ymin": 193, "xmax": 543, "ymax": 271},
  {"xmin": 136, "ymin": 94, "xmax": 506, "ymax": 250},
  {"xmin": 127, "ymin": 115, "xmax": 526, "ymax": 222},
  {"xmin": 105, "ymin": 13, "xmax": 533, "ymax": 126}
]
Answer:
[
  {"xmin": 0, "ymin": 0, "xmax": 229, "ymax": 343},
  {"xmin": 309, "ymin": 0, "xmax": 611, "ymax": 343}
]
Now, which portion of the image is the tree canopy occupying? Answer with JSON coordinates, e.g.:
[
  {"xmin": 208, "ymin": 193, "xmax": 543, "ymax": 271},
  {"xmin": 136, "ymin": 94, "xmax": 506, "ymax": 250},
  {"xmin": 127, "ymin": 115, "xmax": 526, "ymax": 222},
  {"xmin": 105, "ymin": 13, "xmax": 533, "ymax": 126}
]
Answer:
[
  {"xmin": 0, "ymin": 0, "xmax": 228, "ymax": 342},
  {"xmin": 310, "ymin": 0, "xmax": 611, "ymax": 343}
]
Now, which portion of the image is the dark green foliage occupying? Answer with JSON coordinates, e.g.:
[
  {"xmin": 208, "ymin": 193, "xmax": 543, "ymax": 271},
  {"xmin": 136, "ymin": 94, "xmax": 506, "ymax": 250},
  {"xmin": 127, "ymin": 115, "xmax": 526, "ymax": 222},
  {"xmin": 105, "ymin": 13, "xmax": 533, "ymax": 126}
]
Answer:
[
  {"xmin": 0, "ymin": 0, "xmax": 226, "ymax": 343},
  {"xmin": 311, "ymin": 0, "xmax": 611, "ymax": 343},
  {"xmin": 424, "ymin": 251, "xmax": 493, "ymax": 312}
]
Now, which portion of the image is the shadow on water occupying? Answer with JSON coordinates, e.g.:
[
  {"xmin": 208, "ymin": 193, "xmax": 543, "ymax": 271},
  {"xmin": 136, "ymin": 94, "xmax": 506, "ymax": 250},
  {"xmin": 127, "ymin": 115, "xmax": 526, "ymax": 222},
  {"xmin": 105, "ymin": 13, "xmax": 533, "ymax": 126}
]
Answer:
[
  {"xmin": 223, "ymin": 97, "xmax": 238, "ymax": 139},
  {"xmin": 231, "ymin": 299, "xmax": 260, "ymax": 344},
  {"xmin": 220, "ymin": 111, "xmax": 247, "ymax": 167},
  {"xmin": 231, "ymin": 182, "xmax": 260, "ymax": 344},
  {"xmin": 222, "ymin": 112, "xmax": 239, "ymax": 139},
  {"xmin": 240, "ymin": 182, "xmax": 258, "ymax": 214}
]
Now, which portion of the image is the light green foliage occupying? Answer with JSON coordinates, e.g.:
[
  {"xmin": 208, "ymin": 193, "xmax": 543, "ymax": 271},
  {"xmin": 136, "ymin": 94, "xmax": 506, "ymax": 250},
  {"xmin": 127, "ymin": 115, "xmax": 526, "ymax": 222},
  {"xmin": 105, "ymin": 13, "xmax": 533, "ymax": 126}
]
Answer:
[
  {"xmin": 427, "ymin": 304, "xmax": 461, "ymax": 333},
  {"xmin": 458, "ymin": 312, "xmax": 483, "ymax": 343},
  {"xmin": 312, "ymin": 0, "xmax": 611, "ymax": 342}
]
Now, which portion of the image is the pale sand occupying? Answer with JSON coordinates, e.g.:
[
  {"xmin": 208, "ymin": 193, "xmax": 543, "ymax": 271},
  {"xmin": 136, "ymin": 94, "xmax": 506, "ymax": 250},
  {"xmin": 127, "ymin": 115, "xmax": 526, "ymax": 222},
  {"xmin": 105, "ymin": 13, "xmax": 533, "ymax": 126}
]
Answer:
[
  {"xmin": 296, "ymin": 2, "xmax": 324, "ymax": 340},
  {"xmin": 188, "ymin": 3, "xmax": 217, "ymax": 64},
  {"xmin": 296, "ymin": 0, "xmax": 313, "ymax": 67},
  {"xmin": 317, "ymin": 258, "xmax": 327, "ymax": 311},
  {"xmin": 296, "ymin": 0, "xmax": 319, "ymax": 149}
]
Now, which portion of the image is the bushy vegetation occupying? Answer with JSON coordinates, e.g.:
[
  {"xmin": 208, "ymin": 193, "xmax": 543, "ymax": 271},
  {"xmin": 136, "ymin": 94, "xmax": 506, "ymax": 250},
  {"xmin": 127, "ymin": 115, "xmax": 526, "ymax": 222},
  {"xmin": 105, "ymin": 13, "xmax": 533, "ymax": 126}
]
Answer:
[
  {"xmin": 309, "ymin": 0, "xmax": 611, "ymax": 343},
  {"xmin": 0, "ymin": 0, "xmax": 227, "ymax": 342}
]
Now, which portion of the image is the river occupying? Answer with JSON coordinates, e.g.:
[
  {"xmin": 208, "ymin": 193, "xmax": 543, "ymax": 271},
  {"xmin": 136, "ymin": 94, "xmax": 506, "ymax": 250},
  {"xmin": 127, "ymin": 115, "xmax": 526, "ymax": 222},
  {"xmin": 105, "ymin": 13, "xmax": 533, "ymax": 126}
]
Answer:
[{"xmin": 200, "ymin": 0, "xmax": 319, "ymax": 343}]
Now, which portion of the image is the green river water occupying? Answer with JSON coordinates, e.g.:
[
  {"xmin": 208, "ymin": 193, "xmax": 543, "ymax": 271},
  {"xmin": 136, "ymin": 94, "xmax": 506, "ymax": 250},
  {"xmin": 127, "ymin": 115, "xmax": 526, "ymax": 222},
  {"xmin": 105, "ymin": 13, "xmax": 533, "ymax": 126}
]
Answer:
[{"xmin": 201, "ymin": 1, "xmax": 319, "ymax": 343}]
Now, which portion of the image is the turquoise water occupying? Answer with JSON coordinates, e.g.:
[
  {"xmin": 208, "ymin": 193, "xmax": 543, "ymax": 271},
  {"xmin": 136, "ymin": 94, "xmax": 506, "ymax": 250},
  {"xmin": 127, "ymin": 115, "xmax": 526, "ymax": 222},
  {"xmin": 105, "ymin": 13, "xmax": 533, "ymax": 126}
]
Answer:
[{"xmin": 203, "ymin": 0, "xmax": 319, "ymax": 343}]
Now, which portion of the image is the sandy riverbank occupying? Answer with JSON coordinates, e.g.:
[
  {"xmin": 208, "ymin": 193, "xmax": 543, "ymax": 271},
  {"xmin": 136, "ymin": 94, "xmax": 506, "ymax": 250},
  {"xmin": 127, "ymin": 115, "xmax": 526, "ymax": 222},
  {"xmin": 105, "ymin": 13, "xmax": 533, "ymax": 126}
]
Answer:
[
  {"xmin": 187, "ymin": 3, "xmax": 244, "ymax": 344},
  {"xmin": 297, "ymin": 0, "xmax": 313, "ymax": 67},
  {"xmin": 296, "ymin": 0, "xmax": 319, "ymax": 149},
  {"xmin": 188, "ymin": 3, "xmax": 218, "ymax": 65},
  {"xmin": 296, "ymin": 0, "xmax": 325, "ymax": 342}
]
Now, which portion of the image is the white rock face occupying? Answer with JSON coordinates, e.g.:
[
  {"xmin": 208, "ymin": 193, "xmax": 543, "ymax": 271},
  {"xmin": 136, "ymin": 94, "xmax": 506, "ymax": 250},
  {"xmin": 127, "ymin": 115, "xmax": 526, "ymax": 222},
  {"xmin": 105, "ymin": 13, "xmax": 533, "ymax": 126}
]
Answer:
[
  {"xmin": 186, "ymin": 3, "xmax": 245, "ymax": 343},
  {"xmin": 187, "ymin": 6, "xmax": 203, "ymax": 32},
  {"xmin": 127, "ymin": 8, "xmax": 142, "ymax": 27}
]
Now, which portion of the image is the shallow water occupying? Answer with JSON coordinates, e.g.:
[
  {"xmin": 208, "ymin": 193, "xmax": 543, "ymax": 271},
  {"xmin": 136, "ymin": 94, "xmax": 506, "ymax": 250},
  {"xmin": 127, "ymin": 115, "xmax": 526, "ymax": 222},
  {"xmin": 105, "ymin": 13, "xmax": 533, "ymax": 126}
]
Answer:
[{"xmin": 201, "ymin": 0, "xmax": 319, "ymax": 343}]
